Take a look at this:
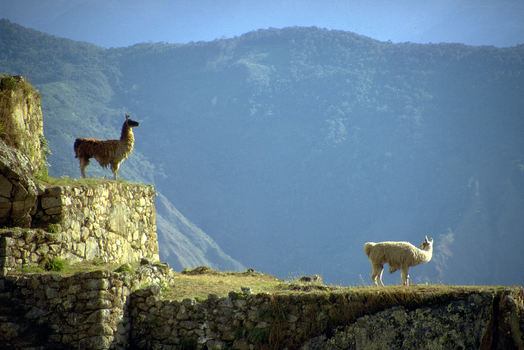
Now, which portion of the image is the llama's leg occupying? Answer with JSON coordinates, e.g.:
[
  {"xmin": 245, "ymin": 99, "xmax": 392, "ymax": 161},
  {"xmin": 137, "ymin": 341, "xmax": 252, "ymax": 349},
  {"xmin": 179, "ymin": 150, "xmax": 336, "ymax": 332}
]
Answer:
[
  {"xmin": 377, "ymin": 266, "xmax": 384, "ymax": 287},
  {"xmin": 401, "ymin": 266, "xmax": 410, "ymax": 286},
  {"xmin": 370, "ymin": 265, "xmax": 378, "ymax": 286},
  {"xmin": 371, "ymin": 264, "xmax": 384, "ymax": 286},
  {"xmin": 370, "ymin": 264, "xmax": 378, "ymax": 285},
  {"xmin": 79, "ymin": 158, "xmax": 89, "ymax": 178},
  {"xmin": 111, "ymin": 162, "xmax": 119, "ymax": 180}
]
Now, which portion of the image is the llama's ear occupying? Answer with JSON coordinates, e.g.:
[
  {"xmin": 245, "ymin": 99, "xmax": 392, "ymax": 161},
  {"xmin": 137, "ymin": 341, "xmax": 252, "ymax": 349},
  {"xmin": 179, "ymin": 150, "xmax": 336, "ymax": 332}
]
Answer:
[
  {"xmin": 125, "ymin": 114, "xmax": 130, "ymax": 120},
  {"xmin": 425, "ymin": 235, "xmax": 429, "ymax": 242}
]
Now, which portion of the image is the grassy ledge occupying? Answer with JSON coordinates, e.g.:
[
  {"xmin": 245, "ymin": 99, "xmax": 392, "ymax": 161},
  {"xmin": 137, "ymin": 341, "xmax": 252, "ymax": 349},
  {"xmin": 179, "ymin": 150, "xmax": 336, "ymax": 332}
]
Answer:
[
  {"xmin": 35, "ymin": 176, "xmax": 134, "ymax": 187},
  {"xmin": 159, "ymin": 267, "xmax": 518, "ymax": 302},
  {"xmin": 13, "ymin": 262, "xmax": 521, "ymax": 305}
]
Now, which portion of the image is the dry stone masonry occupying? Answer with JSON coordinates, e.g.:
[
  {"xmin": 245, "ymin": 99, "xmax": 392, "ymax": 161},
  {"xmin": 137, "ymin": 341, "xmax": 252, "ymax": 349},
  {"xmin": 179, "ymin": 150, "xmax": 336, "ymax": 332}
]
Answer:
[
  {"xmin": 0, "ymin": 76, "xmax": 159, "ymax": 275},
  {"xmin": 129, "ymin": 286, "xmax": 524, "ymax": 350},
  {"xmin": 0, "ymin": 264, "xmax": 174, "ymax": 349},
  {"xmin": 1, "ymin": 181, "xmax": 158, "ymax": 275}
]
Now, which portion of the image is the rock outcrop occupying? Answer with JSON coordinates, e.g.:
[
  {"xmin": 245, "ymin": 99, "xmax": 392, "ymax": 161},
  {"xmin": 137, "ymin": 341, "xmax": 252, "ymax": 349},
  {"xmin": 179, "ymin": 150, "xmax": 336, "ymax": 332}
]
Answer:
[
  {"xmin": 0, "ymin": 75, "xmax": 46, "ymax": 228},
  {"xmin": 0, "ymin": 75, "xmax": 47, "ymax": 174},
  {"xmin": 0, "ymin": 138, "xmax": 39, "ymax": 228}
]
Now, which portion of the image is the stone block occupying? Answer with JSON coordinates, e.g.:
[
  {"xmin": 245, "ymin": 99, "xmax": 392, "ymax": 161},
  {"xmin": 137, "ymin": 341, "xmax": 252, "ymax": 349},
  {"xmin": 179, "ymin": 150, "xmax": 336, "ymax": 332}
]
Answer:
[
  {"xmin": 74, "ymin": 242, "xmax": 86, "ymax": 257},
  {"xmin": 0, "ymin": 197, "xmax": 11, "ymax": 217},
  {"xmin": 35, "ymin": 244, "xmax": 49, "ymax": 256},
  {"xmin": 86, "ymin": 309, "xmax": 111, "ymax": 323},
  {"xmin": 41, "ymin": 196, "xmax": 62, "ymax": 209},
  {"xmin": 79, "ymin": 335, "xmax": 112, "ymax": 350},
  {"xmin": 12, "ymin": 183, "xmax": 29, "ymax": 200},
  {"xmin": 85, "ymin": 237, "xmax": 100, "ymax": 260},
  {"xmin": 11, "ymin": 200, "xmax": 27, "ymax": 214},
  {"xmin": 85, "ymin": 278, "xmax": 110, "ymax": 291},
  {"xmin": 44, "ymin": 187, "xmax": 62, "ymax": 197},
  {"xmin": 0, "ymin": 174, "xmax": 12, "ymax": 197},
  {"xmin": 44, "ymin": 206, "xmax": 63, "ymax": 215}
]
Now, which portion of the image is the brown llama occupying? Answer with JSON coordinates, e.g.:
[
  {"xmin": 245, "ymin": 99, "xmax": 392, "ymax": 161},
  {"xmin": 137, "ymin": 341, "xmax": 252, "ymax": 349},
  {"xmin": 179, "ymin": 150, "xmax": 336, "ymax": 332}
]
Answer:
[{"xmin": 74, "ymin": 114, "xmax": 139, "ymax": 180}]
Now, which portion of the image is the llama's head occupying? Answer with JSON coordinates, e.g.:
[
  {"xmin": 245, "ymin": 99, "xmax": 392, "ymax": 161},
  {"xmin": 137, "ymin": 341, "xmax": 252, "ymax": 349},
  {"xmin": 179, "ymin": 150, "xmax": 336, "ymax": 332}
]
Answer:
[
  {"xmin": 125, "ymin": 114, "xmax": 140, "ymax": 128},
  {"xmin": 420, "ymin": 235, "xmax": 433, "ymax": 250}
]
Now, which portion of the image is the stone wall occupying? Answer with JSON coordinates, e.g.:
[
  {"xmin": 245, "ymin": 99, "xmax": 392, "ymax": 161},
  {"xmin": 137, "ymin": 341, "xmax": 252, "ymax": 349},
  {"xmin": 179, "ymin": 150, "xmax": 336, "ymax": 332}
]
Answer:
[
  {"xmin": 1, "ymin": 181, "xmax": 159, "ymax": 275},
  {"xmin": 129, "ymin": 286, "xmax": 524, "ymax": 350},
  {"xmin": 1, "ymin": 273, "xmax": 522, "ymax": 350},
  {"xmin": 0, "ymin": 263, "xmax": 174, "ymax": 349}
]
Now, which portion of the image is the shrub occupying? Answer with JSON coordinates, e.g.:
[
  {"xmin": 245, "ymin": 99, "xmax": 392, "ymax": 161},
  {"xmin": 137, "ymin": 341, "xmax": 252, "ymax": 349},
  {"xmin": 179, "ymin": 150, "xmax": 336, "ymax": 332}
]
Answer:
[
  {"xmin": 47, "ymin": 224, "xmax": 61, "ymax": 233},
  {"xmin": 0, "ymin": 76, "xmax": 18, "ymax": 91},
  {"xmin": 115, "ymin": 263, "xmax": 134, "ymax": 273},
  {"xmin": 44, "ymin": 257, "xmax": 68, "ymax": 272}
]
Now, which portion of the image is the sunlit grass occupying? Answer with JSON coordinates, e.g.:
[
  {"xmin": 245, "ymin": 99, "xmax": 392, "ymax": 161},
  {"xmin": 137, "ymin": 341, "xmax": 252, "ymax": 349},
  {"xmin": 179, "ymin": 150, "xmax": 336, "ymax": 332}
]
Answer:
[
  {"xmin": 16, "ymin": 259, "xmax": 125, "ymax": 276},
  {"xmin": 165, "ymin": 269, "xmax": 285, "ymax": 301},
  {"xmin": 14, "ymin": 261, "xmax": 515, "ymax": 305},
  {"xmin": 160, "ymin": 267, "xmax": 511, "ymax": 302},
  {"xmin": 36, "ymin": 175, "xmax": 131, "ymax": 187}
]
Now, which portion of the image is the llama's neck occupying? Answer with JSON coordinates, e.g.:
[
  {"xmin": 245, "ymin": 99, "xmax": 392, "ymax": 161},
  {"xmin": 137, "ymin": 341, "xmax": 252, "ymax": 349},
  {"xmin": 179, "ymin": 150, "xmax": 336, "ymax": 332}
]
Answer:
[
  {"xmin": 418, "ymin": 245, "xmax": 433, "ymax": 263},
  {"xmin": 120, "ymin": 124, "xmax": 135, "ymax": 152}
]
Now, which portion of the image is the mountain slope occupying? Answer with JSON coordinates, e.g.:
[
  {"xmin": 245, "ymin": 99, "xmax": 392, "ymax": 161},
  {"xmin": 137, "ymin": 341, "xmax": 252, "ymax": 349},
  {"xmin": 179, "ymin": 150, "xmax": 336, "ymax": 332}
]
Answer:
[
  {"xmin": 112, "ymin": 28, "xmax": 524, "ymax": 284},
  {"xmin": 156, "ymin": 193, "xmax": 244, "ymax": 271},
  {"xmin": 1, "ymin": 20, "xmax": 523, "ymax": 284}
]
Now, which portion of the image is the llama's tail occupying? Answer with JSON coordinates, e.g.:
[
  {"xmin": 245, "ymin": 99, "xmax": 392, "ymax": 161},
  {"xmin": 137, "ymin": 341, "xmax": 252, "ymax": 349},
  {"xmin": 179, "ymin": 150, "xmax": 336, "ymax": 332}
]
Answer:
[
  {"xmin": 364, "ymin": 242, "xmax": 375, "ymax": 258},
  {"xmin": 74, "ymin": 138, "xmax": 81, "ymax": 158}
]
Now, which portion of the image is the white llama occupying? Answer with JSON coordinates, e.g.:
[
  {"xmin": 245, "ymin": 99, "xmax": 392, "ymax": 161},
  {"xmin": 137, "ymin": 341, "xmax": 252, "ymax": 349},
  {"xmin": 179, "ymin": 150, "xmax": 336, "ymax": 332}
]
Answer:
[{"xmin": 364, "ymin": 236, "xmax": 433, "ymax": 286}]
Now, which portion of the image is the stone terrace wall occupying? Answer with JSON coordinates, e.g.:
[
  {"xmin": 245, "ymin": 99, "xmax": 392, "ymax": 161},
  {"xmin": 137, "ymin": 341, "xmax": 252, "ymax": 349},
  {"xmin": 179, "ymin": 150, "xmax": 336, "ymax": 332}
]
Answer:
[
  {"xmin": 0, "ymin": 264, "xmax": 174, "ymax": 349},
  {"xmin": 1, "ymin": 271, "xmax": 522, "ymax": 349},
  {"xmin": 1, "ymin": 182, "xmax": 159, "ymax": 275},
  {"xmin": 129, "ymin": 287, "xmax": 524, "ymax": 350}
]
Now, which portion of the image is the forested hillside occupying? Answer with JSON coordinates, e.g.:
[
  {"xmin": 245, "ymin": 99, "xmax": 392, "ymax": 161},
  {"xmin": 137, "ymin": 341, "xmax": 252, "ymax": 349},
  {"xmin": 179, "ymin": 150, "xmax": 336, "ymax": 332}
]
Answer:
[{"xmin": 1, "ymin": 19, "xmax": 523, "ymax": 285}]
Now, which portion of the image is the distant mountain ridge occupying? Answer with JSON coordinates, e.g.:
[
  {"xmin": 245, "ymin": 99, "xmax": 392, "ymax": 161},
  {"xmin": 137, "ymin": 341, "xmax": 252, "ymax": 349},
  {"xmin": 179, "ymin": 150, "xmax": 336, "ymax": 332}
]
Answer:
[{"xmin": 1, "ymin": 19, "xmax": 523, "ymax": 285}]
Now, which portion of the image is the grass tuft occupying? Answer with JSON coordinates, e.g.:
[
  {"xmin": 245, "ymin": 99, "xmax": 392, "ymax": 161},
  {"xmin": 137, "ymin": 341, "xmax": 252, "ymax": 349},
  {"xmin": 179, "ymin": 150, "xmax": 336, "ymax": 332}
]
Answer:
[
  {"xmin": 44, "ymin": 257, "xmax": 68, "ymax": 272},
  {"xmin": 115, "ymin": 263, "xmax": 134, "ymax": 274}
]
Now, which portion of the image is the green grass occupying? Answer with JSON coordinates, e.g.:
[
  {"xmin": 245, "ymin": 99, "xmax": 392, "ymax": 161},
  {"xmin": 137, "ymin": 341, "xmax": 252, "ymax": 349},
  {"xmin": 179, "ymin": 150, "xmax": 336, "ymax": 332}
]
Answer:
[
  {"xmin": 35, "ymin": 175, "xmax": 153, "ymax": 190},
  {"xmin": 115, "ymin": 263, "xmax": 135, "ymax": 273},
  {"xmin": 36, "ymin": 176, "xmax": 128, "ymax": 187},
  {"xmin": 164, "ymin": 268, "xmax": 284, "ymax": 301},
  {"xmin": 0, "ymin": 75, "xmax": 18, "ymax": 91},
  {"xmin": 14, "ymin": 261, "xmax": 517, "ymax": 308},
  {"xmin": 45, "ymin": 257, "xmax": 68, "ymax": 272},
  {"xmin": 46, "ymin": 223, "xmax": 61, "ymax": 233},
  {"xmin": 161, "ymin": 267, "xmax": 515, "ymax": 304},
  {"xmin": 16, "ymin": 259, "xmax": 123, "ymax": 276}
]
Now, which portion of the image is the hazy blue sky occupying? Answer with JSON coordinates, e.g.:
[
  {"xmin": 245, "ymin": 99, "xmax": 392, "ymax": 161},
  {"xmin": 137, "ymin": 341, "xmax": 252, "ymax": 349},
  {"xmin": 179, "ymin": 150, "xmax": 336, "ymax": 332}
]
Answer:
[{"xmin": 1, "ymin": 0, "xmax": 523, "ymax": 48}]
